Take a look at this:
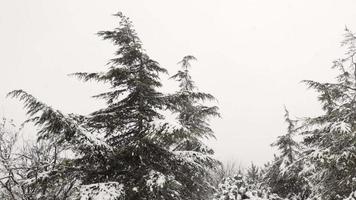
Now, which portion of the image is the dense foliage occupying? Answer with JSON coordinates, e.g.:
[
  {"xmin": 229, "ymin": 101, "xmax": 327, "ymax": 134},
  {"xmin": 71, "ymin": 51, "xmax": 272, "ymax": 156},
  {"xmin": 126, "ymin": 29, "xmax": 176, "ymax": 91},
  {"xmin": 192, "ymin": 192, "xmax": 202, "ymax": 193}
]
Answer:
[
  {"xmin": 297, "ymin": 28, "xmax": 356, "ymax": 200},
  {"xmin": 7, "ymin": 12, "xmax": 219, "ymax": 200},
  {"xmin": 213, "ymin": 29, "xmax": 356, "ymax": 200}
]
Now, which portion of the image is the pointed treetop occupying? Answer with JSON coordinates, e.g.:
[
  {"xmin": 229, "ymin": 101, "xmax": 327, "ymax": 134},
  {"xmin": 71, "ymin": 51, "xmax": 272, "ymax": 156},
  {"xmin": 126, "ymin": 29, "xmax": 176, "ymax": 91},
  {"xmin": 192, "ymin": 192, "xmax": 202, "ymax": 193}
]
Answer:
[{"xmin": 178, "ymin": 55, "xmax": 197, "ymax": 70}]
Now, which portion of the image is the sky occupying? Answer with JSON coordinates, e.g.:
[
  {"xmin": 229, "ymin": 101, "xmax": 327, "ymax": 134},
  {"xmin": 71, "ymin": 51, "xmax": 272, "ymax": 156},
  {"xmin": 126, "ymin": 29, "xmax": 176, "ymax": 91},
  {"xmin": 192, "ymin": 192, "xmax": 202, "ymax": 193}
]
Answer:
[{"xmin": 1, "ymin": 0, "xmax": 356, "ymax": 166}]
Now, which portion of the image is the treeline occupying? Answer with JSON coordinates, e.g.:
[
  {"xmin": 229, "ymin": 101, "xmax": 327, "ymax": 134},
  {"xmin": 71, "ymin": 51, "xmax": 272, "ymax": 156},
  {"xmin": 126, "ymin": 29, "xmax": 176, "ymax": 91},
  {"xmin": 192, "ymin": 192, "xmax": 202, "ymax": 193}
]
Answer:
[{"xmin": 214, "ymin": 28, "xmax": 356, "ymax": 200}]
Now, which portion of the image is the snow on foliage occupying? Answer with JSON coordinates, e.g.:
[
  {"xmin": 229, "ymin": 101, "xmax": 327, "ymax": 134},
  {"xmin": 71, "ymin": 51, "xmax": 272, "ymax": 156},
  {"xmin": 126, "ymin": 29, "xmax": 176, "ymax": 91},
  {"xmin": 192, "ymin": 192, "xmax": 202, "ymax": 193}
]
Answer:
[
  {"xmin": 330, "ymin": 121, "xmax": 351, "ymax": 133},
  {"xmin": 174, "ymin": 150, "xmax": 217, "ymax": 168},
  {"xmin": 344, "ymin": 191, "xmax": 356, "ymax": 200},
  {"xmin": 80, "ymin": 182, "xmax": 125, "ymax": 200},
  {"xmin": 146, "ymin": 170, "xmax": 172, "ymax": 191},
  {"xmin": 76, "ymin": 126, "xmax": 112, "ymax": 151},
  {"xmin": 296, "ymin": 28, "xmax": 356, "ymax": 200},
  {"xmin": 214, "ymin": 174, "xmax": 279, "ymax": 200},
  {"xmin": 8, "ymin": 13, "xmax": 220, "ymax": 200}
]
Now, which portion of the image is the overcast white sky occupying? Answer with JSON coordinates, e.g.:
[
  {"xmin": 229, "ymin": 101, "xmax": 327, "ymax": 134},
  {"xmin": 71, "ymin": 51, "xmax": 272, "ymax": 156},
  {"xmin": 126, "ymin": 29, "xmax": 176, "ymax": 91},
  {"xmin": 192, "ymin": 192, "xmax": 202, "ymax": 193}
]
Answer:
[{"xmin": 1, "ymin": 0, "xmax": 356, "ymax": 166}]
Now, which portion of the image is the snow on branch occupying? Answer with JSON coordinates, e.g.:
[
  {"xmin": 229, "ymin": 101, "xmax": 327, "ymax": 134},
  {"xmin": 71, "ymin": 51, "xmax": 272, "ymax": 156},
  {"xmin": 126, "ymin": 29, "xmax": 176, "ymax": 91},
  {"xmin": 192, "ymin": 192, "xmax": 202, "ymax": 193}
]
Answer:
[
  {"xmin": 7, "ymin": 90, "xmax": 111, "ymax": 151},
  {"xmin": 80, "ymin": 182, "xmax": 125, "ymax": 200}
]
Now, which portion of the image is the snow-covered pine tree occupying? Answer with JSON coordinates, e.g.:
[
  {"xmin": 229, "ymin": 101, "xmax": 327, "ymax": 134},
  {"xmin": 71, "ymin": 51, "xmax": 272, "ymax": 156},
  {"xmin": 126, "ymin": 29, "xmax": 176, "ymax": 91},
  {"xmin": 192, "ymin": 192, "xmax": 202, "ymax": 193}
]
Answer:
[
  {"xmin": 263, "ymin": 108, "xmax": 309, "ymax": 199},
  {"xmin": 166, "ymin": 56, "xmax": 219, "ymax": 147},
  {"xmin": 161, "ymin": 55, "xmax": 220, "ymax": 199},
  {"xmin": 274, "ymin": 108, "xmax": 300, "ymax": 166},
  {"xmin": 70, "ymin": 12, "xmax": 178, "ymax": 199},
  {"xmin": 246, "ymin": 162, "xmax": 261, "ymax": 185},
  {"xmin": 299, "ymin": 28, "xmax": 356, "ymax": 200},
  {"xmin": 8, "ymin": 12, "xmax": 220, "ymax": 200}
]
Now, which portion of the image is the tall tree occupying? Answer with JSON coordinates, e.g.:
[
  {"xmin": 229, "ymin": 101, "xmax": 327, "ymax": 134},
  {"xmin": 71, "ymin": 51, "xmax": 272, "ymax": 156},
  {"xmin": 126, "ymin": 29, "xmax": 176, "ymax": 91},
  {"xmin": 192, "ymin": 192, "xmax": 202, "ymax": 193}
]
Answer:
[
  {"xmin": 263, "ymin": 108, "xmax": 308, "ymax": 199},
  {"xmin": 8, "ymin": 12, "xmax": 220, "ymax": 200},
  {"xmin": 70, "ymin": 12, "xmax": 174, "ymax": 199},
  {"xmin": 299, "ymin": 28, "xmax": 356, "ymax": 199},
  {"xmin": 165, "ymin": 56, "xmax": 220, "ymax": 199}
]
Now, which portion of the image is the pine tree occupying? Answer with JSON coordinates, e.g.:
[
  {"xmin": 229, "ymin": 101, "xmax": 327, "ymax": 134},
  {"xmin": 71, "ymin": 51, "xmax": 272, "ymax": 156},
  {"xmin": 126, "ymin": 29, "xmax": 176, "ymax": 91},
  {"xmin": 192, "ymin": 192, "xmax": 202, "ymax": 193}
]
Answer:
[
  {"xmin": 299, "ymin": 28, "xmax": 356, "ymax": 199},
  {"xmin": 246, "ymin": 162, "xmax": 260, "ymax": 185},
  {"xmin": 157, "ymin": 55, "xmax": 220, "ymax": 199},
  {"xmin": 70, "ymin": 12, "xmax": 174, "ymax": 199},
  {"xmin": 273, "ymin": 108, "xmax": 300, "ymax": 168},
  {"xmin": 263, "ymin": 108, "xmax": 309, "ymax": 199},
  {"xmin": 8, "ymin": 12, "xmax": 220, "ymax": 200},
  {"xmin": 165, "ymin": 55, "xmax": 219, "ymax": 149}
]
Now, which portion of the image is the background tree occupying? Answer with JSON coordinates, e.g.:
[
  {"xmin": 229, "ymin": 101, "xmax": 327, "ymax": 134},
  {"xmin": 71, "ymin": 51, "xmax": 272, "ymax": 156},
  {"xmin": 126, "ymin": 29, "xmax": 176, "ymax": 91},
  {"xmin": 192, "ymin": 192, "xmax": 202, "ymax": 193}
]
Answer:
[
  {"xmin": 0, "ymin": 117, "xmax": 76, "ymax": 199},
  {"xmin": 246, "ymin": 162, "xmax": 261, "ymax": 185},
  {"xmin": 212, "ymin": 161, "xmax": 244, "ymax": 188},
  {"xmin": 263, "ymin": 108, "xmax": 309, "ymax": 199}
]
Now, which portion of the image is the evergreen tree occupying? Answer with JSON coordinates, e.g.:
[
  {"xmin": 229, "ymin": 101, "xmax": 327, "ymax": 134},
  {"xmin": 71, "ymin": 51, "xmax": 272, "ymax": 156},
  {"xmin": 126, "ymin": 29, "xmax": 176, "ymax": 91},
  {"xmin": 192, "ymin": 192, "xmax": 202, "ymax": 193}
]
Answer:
[
  {"xmin": 273, "ymin": 108, "xmax": 300, "ymax": 168},
  {"xmin": 164, "ymin": 55, "xmax": 219, "ymax": 150},
  {"xmin": 299, "ymin": 28, "xmax": 356, "ymax": 199},
  {"xmin": 263, "ymin": 108, "xmax": 309, "ymax": 199},
  {"xmin": 246, "ymin": 162, "xmax": 261, "ymax": 185},
  {"xmin": 8, "ymin": 12, "xmax": 219, "ymax": 200},
  {"xmin": 160, "ymin": 55, "xmax": 220, "ymax": 199},
  {"xmin": 70, "ymin": 12, "xmax": 174, "ymax": 199}
]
